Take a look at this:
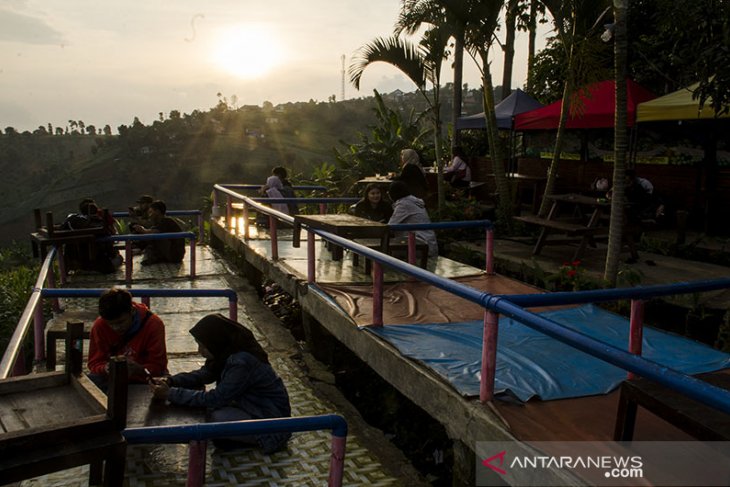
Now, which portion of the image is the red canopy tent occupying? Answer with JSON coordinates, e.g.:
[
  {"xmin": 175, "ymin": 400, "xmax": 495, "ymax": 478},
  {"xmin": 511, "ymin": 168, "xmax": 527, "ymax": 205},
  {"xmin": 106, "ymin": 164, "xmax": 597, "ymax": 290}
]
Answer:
[{"xmin": 514, "ymin": 79, "xmax": 656, "ymax": 130}]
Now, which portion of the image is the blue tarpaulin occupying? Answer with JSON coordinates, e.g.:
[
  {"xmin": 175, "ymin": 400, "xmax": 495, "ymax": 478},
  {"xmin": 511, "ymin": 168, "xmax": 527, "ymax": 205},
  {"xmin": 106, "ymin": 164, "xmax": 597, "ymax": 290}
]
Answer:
[{"xmin": 367, "ymin": 304, "xmax": 730, "ymax": 402}]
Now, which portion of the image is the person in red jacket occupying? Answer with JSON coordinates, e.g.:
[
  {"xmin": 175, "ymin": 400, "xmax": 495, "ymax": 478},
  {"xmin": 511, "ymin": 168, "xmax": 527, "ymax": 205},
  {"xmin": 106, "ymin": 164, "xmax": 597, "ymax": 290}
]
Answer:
[{"xmin": 87, "ymin": 288, "xmax": 168, "ymax": 390}]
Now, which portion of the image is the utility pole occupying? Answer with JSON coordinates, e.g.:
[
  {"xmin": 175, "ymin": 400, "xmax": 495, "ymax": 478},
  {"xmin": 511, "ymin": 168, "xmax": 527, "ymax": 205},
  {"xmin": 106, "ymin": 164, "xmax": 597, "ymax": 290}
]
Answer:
[{"xmin": 341, "ymin": 54, "xmax": 346, "ymax": 102}]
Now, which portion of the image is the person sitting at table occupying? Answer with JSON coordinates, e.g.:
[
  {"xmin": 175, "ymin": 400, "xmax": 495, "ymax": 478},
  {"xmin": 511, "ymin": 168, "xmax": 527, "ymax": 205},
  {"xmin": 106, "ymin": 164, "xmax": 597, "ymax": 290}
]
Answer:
[
  {"xmin": 87, "ymin": 288, "xmax": 168, "ymax": 390},
  {"xmin": 387, "ymin": 180, "xmax": 438, "ymax": 258},
  {"xmin": 260, "ymin": 166, "xmax": 298, "ymax": 216},
  {"xmin": 61, "ymin": 198, "xmax": 122, "ymax": 273},
  {"xmin": 150, "ymin": 313, "xmax": 291, "ymax": 454},
  {"xmin": 349, "ymin": 183, "xmax": 393, "ymax": 223},
  {"xmin": 129, "ymin": 194, "xmax": 154, "ymax": 228},
  {"xmin": 443, "ymin": 146, "xmax": 471, "ymax": 188},
  {"xmin": 131, "ymin": 200, "xmax": 186, "ymax": 265},
  {"xmin": 394, "ymin": 148, "xmax": 428, "ymax": 199}
]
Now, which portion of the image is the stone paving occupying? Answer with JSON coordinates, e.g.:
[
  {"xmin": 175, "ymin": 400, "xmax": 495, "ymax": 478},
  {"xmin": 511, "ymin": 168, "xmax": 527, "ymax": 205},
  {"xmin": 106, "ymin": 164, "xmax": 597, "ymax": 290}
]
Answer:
[{"xmin": 21, "ymin": 245, "xmax": 405, "ymax": 486}]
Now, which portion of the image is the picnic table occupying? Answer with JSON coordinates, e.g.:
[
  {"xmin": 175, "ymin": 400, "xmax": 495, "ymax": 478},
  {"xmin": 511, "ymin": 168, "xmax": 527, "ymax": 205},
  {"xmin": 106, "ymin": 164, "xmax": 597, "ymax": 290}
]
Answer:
[
  {"xmin": 514, "ymin": 193, "xmax": 610, "ymax": 260},
  {"xmin": 292, "ymin": 214, "xmax": 390, "ymax": 260}
]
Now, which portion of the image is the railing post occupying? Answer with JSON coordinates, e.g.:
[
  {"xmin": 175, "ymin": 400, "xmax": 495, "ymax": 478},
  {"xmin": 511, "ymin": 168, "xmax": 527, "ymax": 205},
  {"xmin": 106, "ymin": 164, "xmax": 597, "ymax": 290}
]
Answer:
[
  {"xmin": 243, "ymin": 203, "xmax": 250, "ymax": 240},
  {"xmin": 197, "ymin": 212, "xmax": 204, "ymax": 241},
  {"xmin": 628, "ymin": 299, "xmax": 645, "ymax": 380},
  {"xmin": 319, "ymin": 203, "xmax": 327, "ymax": 215},
  {"xmin": 190, "ymin": 238, "xmax": 196, "ymax": 278},
  {"xmin": 125, "ymin": 241, "xmax": 133, "ymax": 286},
  {"xmin": 226, "ymin": 195, "xmax": 233, "ymax": 231},
  {"xmin": 486, "ymin": 228, "xmax": 495, "ymax": 275},
  {"xmin": 328, "ymin": 435, "xmax": 347, "ymax": 487},
  {"xmin": 307, "ymin": 231, "xmax": 315, "ymax": 284},
  {"xmin": 480, "ymin": 310, "xmax": 499, "ymax": 403},
  {"xmin": 186, "ymin": 439, "xmax": 207, "ymax": 487},
  {"xmin": 45, "ymin": 259, "xmax": 61, "ymax": 313},
  {"xmin": 229, "ymin": 299, "xmax": 238, "ymax": 322},
  {"xmin": 33, "ymin": 298, "xmax": 45, "ymax": 365},
  {"xmin": 372, "ymin": 262, "xmax": 384, "ymax": 326},
  {"xmin": 407, "ymin": 232, "xmax": 417, "ymax": 266},
  {"xmin": 141, "ymin": 296, "xmax": 151, "ymax": 308},
  {"xmin": 57, "ymin": 246, "xmax": 67, "ymax": 285},
  {"xmin": 269, "ymin": 216, "xmax": 279, "ymax": 260}
]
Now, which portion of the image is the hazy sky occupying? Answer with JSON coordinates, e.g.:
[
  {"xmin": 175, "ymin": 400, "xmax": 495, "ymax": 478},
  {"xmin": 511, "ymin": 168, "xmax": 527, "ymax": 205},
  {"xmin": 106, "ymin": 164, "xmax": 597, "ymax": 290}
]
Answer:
[{"xmin": 0, "ymin": 1, "xmax": 548, "ymax": 133}]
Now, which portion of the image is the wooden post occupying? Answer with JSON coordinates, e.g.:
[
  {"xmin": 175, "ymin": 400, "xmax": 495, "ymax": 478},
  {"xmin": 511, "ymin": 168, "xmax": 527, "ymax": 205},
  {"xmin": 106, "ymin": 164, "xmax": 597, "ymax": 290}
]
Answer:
[
  {"xmin": 372, "ymin": 262, "xmax": 384, "ymax": 326},
  {"xmin": 45, "ymin": 212, "xmax": 55, "ymax": 237},
  {"xmin": 486, "ymin": 228, "xmax": 495, "ymax": 275},
  {"xmin": 319, "ymin": 203, "xmax": 327, "ymax": 215},
  {"xmin": 107, "ymin": 357, "xmax": 128, "ymax": 430},
  {"xmin": 307, "ymin": 231, "xmax": 315, "ymax": 284},
  {"xmin": 65, "ymin": 321, "xmax": 84, "ymax": 377}
]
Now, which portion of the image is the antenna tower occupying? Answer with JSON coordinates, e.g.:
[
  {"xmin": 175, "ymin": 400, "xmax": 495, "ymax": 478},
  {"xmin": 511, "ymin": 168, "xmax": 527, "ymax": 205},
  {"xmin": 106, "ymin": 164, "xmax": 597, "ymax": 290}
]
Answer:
[{"xmin": 340, "ymin": 54, "xmax": 346, "ymax": 102}]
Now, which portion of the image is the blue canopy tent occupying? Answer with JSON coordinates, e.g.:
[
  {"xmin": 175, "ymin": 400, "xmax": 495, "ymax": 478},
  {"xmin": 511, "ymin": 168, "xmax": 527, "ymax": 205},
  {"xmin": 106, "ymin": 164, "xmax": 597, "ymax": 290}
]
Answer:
[{"xmin": 456, "ymin": 89, "xmax": 544, "ymax": 130}]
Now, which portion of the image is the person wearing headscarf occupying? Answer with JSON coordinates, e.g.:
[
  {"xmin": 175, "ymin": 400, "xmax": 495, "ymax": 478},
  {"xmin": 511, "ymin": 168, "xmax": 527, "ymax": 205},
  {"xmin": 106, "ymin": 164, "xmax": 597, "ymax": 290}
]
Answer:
[
  {"xmin": 260, "ymin": 166, "xmax": 297, "ymax": 215},
  {"xmin": 350, "ymin": 183, "xmax": 393, "ymax": 223},
  {"xmin": 150, "ymin": 313, "xmax": 291, "ymax": 453},
  {"xmin": 387, "ymin": 181, "xmax": 438, "ymax": 257},
  {"xmin": 394, "ymin": 148, "xmax": 428, "ymax": 199}
]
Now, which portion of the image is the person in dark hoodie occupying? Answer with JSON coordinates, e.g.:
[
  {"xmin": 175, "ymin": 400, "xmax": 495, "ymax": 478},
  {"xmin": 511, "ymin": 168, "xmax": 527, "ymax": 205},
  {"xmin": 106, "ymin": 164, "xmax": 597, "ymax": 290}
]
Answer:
[
  {"xmin": 150, "ymin": 313, "xmax": 291, "ymax": 453},
  {"xmin": 387, "ymin": 180, "xmax": 438, "ymax": 257},
  {"xmin": 350, "ymin": 183, "xmax": 393, "ymax": 223}
]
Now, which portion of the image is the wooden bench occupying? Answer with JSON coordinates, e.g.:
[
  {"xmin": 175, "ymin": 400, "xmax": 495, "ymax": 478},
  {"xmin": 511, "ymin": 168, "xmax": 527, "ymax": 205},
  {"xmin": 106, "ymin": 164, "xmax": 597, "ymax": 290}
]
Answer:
[
  {"xmin": 514, "ymin": 214, "xmax": 606, "ymax": 260},
  {"xmin": 614, "ymin": 373, "xmax": 730, "ymax": 441},
  {"xmin": 46, "ymin": 315, "xmax": 95, "ymax": 371},
  {"xmin": 1, "ymin": 323, "xmax": 129, "ymax": 486},
  {"xmin": 352, "ymin": 237, "xmax": 430, "ymax": 273}
]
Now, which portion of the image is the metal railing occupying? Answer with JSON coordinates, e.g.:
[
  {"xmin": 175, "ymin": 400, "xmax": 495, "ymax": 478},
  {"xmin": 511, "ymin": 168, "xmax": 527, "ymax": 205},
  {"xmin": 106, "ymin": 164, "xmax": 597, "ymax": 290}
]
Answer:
[{"xmin": 124, "ymin": 414, "xmax": 348, "ymax": 487}]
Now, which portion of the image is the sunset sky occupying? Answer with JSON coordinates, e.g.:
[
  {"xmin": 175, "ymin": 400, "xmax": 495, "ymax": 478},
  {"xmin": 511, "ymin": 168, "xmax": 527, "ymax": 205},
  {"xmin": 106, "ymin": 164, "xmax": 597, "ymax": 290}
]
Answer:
[{"xmin": 0, "ymin": 1, "xmax": 547, "ymax": 133}]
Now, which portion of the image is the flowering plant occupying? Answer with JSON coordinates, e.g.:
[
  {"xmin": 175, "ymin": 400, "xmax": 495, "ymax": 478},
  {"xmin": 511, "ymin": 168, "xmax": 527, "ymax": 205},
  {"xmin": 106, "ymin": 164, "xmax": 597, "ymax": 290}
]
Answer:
[{"xmin": 548, "ymin": 260, "xmax": 585, "ymax": 291}]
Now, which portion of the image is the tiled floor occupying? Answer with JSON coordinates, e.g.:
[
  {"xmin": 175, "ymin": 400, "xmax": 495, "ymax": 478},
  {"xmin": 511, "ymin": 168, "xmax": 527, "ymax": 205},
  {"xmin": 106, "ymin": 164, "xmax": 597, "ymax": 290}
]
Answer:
[{"xmin": 22, "ymin": 246, "xmax": 403, "ymax": 486}]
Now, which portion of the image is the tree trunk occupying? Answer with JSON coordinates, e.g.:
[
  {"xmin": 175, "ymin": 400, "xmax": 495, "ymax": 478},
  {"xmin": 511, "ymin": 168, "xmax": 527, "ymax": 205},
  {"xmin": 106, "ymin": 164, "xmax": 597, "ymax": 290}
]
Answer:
[
  {"xmin": 452, "ymin": 34, "xmax": 464, "ymax": 147},
  {"xmin": 481, "ymin": 56, "xmax": 513, "ymax": 228},
  {"xmin": 527, "ymin": 0, "xmax": 538, "ymax": 87},
  {"xmin": 434, "ymin": 89, "xmax": 445, "ymax": 214},
  {"xmin": 604, "ymin": 0, "xmax": 629, "ymax": 286},
  {"xmin": 501, "ymin": 0, "xmax": 519, "ymax": 100}
]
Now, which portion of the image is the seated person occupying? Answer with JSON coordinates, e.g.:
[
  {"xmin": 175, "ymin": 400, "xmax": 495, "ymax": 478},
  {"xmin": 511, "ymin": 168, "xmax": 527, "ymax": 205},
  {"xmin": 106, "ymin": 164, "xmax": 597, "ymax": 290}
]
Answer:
[
  {"xmin": 608, "ymin": 169, "xmax": 664, "ymax": 222},
  {"xmin": 150, "ymin": 313, "xmax": 291, "ymax": 453},
  {"xmin": 350, "ymin": 183, "xmax": 393, "ymax": 223},
  {"xmin": 129, "ymin": 194, "xmax": 154, "ymax": 228},
  {"xmin": 132, "ymin": 200, "xmax": 186, "ymax": 265},
  {"xmin": 394, "ymin": 148, "xmax": 428, "ymax": 200},
  {"xmin": 387, "ymin": 181, "xmax": 438, "ymax": 257},
  {"xmin": 443, "ymin": 146, "xmax": 472, "ymax": 188},
  {"xmin": 260, "ymin": 166, "xmax": 298, "ymax": 215},
  {"xmin": 588, "ymin": 176, "xmax": 611, "ymax": 198},
  {"xmin": 87, "ymin": 288, "xmax": 168, "ymax": 390},
  {"xmin": 62, "ymin": 198, "xmax": 122, "ymax": 273}
]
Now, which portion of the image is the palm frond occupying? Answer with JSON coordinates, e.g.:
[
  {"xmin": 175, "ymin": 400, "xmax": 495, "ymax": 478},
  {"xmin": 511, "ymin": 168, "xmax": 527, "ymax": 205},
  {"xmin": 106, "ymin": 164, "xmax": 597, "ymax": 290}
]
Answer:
[{"xmin": 349, "ymin": 36, "xmax": 426, "ymax": 90}]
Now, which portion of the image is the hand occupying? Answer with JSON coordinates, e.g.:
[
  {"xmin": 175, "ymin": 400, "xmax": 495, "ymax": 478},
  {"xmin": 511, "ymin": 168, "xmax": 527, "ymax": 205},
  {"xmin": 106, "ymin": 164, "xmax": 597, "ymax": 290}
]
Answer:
[
  {"xmin": 150, "ymin": 380, "xmax": 170, "ymax": 400},
  {"xmin": 126, "ymin": 359, "xmax": 145, "ymax": 378}
]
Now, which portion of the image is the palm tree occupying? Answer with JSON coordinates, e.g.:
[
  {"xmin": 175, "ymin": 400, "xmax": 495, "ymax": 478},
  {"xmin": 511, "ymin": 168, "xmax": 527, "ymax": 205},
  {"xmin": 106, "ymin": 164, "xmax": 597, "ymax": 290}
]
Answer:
[
  {"xmin": 350, "ymin": 29, "xmax": 450, "ymax": 211},
  {"xmin": 604, "ymin": 0, "xmax": 629, "ymax": 286}
]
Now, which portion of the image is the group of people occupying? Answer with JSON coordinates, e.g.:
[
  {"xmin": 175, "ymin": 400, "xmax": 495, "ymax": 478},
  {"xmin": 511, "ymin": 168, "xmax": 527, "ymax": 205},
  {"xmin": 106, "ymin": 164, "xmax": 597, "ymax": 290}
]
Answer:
[
  {"xmin": 87, "ymin": 288, "xmax": 292, "ymax": 453},
  {"xmin": 62, "ymin": 194, "xmax": 186, "ymax": 273}
]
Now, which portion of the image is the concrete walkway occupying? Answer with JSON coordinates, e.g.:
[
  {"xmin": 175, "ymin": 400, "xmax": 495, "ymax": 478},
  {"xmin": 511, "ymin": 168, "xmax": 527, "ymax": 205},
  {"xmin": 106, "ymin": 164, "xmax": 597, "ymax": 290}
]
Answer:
[{"xmin": 22, "ymin": 246, "xmax": 427, "ymax": 487}]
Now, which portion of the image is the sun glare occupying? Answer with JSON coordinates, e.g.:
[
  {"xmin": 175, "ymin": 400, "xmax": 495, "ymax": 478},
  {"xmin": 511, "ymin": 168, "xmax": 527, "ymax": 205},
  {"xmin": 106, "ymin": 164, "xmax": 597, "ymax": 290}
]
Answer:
[{"xmin": 213, "ymin": 24, "xmax": 282, "ymax": 79}]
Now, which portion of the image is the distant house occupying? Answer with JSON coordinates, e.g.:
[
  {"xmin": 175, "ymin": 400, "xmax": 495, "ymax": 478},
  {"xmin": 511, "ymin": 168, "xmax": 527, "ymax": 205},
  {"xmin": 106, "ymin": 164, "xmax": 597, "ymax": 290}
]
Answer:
[{"xmin": 385, "ymin": 89, "xmax": 405, "ymax": 102}]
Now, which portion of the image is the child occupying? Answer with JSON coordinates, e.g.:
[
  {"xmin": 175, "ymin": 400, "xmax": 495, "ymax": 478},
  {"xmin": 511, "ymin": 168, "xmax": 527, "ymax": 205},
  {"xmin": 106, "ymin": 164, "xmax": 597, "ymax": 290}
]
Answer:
[{"xmin": 150, "ymin": 313, "xmax": 291, "ymax": 453}]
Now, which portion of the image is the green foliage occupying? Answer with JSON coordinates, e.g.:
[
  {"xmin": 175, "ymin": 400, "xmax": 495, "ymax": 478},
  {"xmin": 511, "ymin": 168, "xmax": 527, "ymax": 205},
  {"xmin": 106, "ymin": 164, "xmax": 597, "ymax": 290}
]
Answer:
[
  {"xmin": 333, "ymin": 91, "xmax": 432, "ymax": 194},
  {"xmin": 0, "ymin": 245, "xmax": 38, "ymax": 356}
]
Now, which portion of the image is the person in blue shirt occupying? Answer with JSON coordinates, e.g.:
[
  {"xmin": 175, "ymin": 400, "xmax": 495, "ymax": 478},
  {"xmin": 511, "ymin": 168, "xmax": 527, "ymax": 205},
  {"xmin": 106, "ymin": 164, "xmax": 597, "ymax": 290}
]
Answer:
[{"xmin": 150, "ymin": 313, "xmax": 291, "ymax": 453}]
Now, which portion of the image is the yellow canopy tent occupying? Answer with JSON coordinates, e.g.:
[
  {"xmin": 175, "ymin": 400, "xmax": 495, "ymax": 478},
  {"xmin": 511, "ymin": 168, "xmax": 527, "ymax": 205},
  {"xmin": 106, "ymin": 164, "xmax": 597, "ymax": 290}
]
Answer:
[{"xmin": 637, "ymin": 82, "xmax": 730, "ymax": 122}]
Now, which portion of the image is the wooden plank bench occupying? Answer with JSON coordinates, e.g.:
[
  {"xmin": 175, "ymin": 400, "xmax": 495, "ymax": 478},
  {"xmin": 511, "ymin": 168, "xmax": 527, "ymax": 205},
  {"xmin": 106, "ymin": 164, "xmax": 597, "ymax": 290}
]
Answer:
[
  {"xmin": 614, "ymin": 373, "xmax": 730, "ymax": 441},
  {"xmin": 1, "ymin": 323, "xmax": 129, "ymax": 486},
  {"xmin": 513, "ymin": 214, "xmax": 606, "ymax": 260},
  {"xmin": 46, "ymin": 315, "xmax": 95, "ymax": 371}
]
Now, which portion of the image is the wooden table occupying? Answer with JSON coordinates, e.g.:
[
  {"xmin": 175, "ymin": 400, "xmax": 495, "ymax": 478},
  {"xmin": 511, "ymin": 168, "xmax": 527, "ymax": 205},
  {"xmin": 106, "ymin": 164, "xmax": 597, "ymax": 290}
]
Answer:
[
  {"xmin": 293, "ymin": 214, "xmax": 390, "ymax": 261},
  {"xmin": 614, "ymin": 373, "xmax": 730, "ymax": 441},
  {"xmin": 0, "ymin": 330, "xmax": 128, "ymax": 487},
  {"xmin": 357, "ymin": 175, "xmax": 395, "ymax": 186},
  {"xmin": 488, "ymin": 173, "xmax": 548, "ymax": 214},
  {"xmin": 513, "ymin": 193, "xmax": 609, "ymax": 260}
]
